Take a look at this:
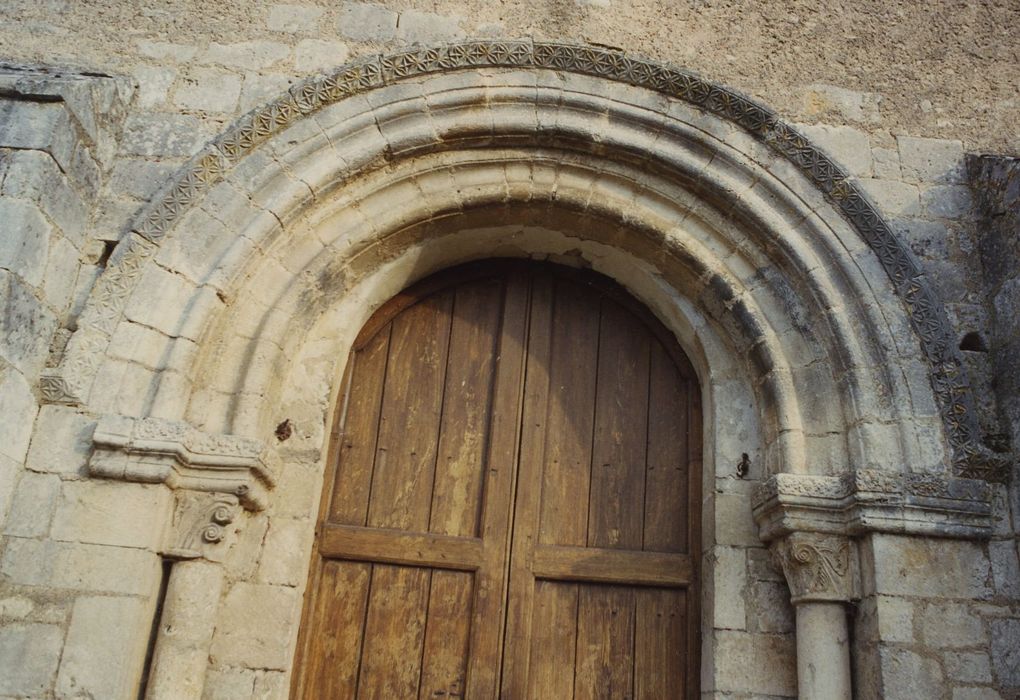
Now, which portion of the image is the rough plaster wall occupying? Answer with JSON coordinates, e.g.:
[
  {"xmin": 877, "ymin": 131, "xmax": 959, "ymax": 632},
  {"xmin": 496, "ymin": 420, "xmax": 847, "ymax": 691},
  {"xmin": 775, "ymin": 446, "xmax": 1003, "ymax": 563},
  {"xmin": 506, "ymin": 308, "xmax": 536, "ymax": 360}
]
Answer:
[{"xmin": 0, "ymin": 3, "xmax": 1017, "ymax": 699}]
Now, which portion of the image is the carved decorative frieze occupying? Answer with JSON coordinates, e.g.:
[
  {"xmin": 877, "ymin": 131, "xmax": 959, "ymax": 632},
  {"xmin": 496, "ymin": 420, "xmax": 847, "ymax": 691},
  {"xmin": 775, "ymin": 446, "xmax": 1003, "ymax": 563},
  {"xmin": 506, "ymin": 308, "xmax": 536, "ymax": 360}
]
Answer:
[
  {"xmin": 89, "ymin": 415, "xmax": 278, "ymax": 511},
  {"xmin": 43, "ymin": 40, "xmax": 987, "ymax": 478},
  {"xmin": 752, "ymin": 470, "xmax": 993, "ymax": 541},
  {"xmin": 770, "ymin": 532, "xmax": 859, "ymax": 604}
]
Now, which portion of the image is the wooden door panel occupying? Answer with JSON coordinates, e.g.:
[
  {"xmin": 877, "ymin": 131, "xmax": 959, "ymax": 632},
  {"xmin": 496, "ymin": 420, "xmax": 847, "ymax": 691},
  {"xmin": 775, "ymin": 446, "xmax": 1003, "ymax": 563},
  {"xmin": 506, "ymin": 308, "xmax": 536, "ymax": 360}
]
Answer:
[
  {"xmin": 587, "ymin": 299, "xmax": 651, "ymax": 552},
  {"xmin": 538, "ymin": 278, "xmax": 600, "ymax": 548},
  {"xmin": 295, "ymin": 262, "xmax": 700, "ymax": 700},
  {"xmin": 367, "ymin": 292, "xmax": 454, "ymax": 531},
  {"xmin": 526, "ymin": 582, "xmax": 689, "ymax": 700}
]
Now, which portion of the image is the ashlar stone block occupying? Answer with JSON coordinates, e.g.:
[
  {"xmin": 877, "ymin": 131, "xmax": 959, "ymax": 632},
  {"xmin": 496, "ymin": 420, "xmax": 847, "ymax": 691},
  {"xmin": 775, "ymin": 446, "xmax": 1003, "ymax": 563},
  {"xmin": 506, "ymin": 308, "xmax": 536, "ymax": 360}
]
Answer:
[
  {"xmin": 919, "ymin": 602, "xmax": 988, "ymax": 649},
  {"xmin": 3, "ymin": 471, "xmax": 60, "ymax": 537},
  {"xmin": 174, "ymin": 67, "xmax": 243, "ymax": 113},
  {"xmin": 898, "ymin": 135, "xmax": 965, "ymax": 184},
  {"xmin": 56, "ymin": 595, "xmax": 154, "ymax": 699},
  {"xmin": 0, "ymin": 198, "xmax": 52, "ymax": 287},
  {"xmin": 209, "ymin": 582, "xmax": 300, "ymax": 670},
  {"xmin": 880, "ymin": 646, "xmax": 945, "ymax": 699},
  {"xmin": 50, "ymin": 480, "xmax": 171, "ymax": 549},
  {"xmin": 944, "ymin": 651, "xmax": 993, "ymax": 684},
  {"xmin": 25, "ymin": 404, "xmax": 95, "ymax": 476},
  {"xmin": 337, "ymin": 3, "xmax": 397, "ymax": 41},
  {"xmin": 0, "ymin": 622, "xmax": 63, "ymax": 696},
  {"xmin": 989, "ymin": 618, "xmax": 1020, "ymax": 688},
  {"xmin": 869, "ymin": 534, "xmax": 992, "ymax": 600},
  {"xmin": 0, "ymin": 366, "xmax": 38, "ymax": 464}
]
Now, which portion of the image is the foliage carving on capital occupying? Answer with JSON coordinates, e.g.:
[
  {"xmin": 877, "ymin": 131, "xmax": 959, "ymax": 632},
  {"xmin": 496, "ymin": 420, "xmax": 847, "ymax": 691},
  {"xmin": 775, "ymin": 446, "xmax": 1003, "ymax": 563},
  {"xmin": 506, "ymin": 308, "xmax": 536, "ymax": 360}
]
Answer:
[
  {"xmin": 164, "ymin": 491, "xmax": 241, "ymax": 562},
  {"xmin": 770, "ymin": 532, "xmax": 859, "ymax": 604}
]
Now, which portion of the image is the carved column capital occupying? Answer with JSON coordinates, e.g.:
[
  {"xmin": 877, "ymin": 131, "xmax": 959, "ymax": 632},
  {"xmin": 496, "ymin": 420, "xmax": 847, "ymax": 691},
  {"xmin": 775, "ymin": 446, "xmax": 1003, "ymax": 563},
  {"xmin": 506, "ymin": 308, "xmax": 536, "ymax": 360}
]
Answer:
[
  {"xmin": 769, "ymin": 532, "xmax": 859, "ymax": 604},
  {"xmin": 164, "ymin": 491, "xmax": 242, "ymax": 562}
]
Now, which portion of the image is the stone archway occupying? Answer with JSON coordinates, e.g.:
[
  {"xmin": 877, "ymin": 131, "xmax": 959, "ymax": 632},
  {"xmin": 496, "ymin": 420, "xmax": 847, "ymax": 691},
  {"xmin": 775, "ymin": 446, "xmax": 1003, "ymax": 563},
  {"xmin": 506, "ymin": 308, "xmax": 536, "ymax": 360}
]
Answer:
[{"xmin": 49, "ymin": 42, "xmax": 996, "ymax": 699}]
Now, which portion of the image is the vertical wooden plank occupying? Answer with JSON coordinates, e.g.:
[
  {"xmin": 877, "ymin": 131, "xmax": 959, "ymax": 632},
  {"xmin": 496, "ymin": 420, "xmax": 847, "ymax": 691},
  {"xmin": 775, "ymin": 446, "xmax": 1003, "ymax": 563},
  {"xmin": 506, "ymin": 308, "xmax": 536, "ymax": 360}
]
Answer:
[
  {"xmin": 499, "ymin": 273, "xmax": 555, "ymax": 699},
  {"xmin": 538, "ymin": 279, "xmax": 601, "ymax": 547},
  {"xmin": 329, "ymin": 328, "xmax": 391, "ymax": 525},
  {"xmin": 368, "ymin": 293, "xmax": 454, "ymax": 531},
  {"xmin": 643, "ymin": 342, "xmax": 689, "ymax": 553},
  {"xmin": 430, "ymin": 278, "xmax": 504, "ymax": 538},
  {"xmin": 357, "ymin": 565, "xmax": 431, "ymax": 699},
  {"xmin": 685, "ymin": 386, "xmax": 703, "ymax": 700},
  {"xmin": 464, "ymin": 272, "xmax": 531, "ymax": 699},
  {"xmin": 588, "ymin": 300, "xmax": 651, "ymax": 550},
  {"xmin": 299, "ymin": 560, "xmax": 372, "ymax": 699},
  {"xmin": 573, "ymin": 585, "xmax": 637, "ymax": 700},
  {"xmin": 418, "ymin": 571, "xmax": 474, "ymax": 699},
  {"xmin": 634, "ymin": 588, "xmax": 686, "ymax": 700},
  {"xmin": 526, "ymin": 580, "xmax": 579, "ymax": 699}
]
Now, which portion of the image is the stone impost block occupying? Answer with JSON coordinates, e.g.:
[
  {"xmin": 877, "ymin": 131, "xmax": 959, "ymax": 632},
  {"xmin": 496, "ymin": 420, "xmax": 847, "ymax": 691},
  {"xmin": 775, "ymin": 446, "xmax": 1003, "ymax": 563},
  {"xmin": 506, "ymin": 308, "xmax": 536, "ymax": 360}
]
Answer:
[
  {"xmin": 0, "ymin": 622, "xmax": 63, "ymax": 696},
  {"xmin": 89, "ymin": 414, "xmax": 278, "ymax": 512},
  {"xmin": 752, "ymin": 470, "xmax": 994, "ymax": 541},
  {"xmin": 56, "ymin": 595, "xmax": 154, "ymax": 699}
]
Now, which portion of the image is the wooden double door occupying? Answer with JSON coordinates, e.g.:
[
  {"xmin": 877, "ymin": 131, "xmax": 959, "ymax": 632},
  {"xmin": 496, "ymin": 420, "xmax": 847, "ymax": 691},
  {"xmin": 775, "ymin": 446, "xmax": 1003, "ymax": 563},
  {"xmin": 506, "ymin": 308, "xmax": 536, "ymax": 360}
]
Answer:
[{"xmin": 293, "ymin": 261, "xmax": 701, "ymax": 699}]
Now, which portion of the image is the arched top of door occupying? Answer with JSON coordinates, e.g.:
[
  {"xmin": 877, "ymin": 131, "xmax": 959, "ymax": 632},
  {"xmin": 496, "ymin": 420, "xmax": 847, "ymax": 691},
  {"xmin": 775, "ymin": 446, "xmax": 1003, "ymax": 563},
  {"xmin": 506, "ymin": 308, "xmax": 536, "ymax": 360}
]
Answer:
[{"xmin": 44, "ymin": 40, "xmax": 999, "ymax": 483}]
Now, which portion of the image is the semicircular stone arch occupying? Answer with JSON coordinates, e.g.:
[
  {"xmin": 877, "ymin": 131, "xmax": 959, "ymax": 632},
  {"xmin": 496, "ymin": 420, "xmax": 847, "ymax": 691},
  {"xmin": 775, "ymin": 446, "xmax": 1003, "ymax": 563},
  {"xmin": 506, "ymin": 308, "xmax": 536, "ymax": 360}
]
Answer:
[{"xmin": 41, "ymin": 40, "xmax": 991, "ymax": 480}]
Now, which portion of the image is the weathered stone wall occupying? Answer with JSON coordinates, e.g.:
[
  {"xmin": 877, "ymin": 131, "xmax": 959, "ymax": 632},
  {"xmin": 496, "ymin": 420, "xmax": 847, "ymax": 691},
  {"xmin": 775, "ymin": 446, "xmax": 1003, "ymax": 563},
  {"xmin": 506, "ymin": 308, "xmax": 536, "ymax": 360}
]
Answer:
[{"xmin": 0, "ymin": 3, "xmax": 1016, "ymax": 699}]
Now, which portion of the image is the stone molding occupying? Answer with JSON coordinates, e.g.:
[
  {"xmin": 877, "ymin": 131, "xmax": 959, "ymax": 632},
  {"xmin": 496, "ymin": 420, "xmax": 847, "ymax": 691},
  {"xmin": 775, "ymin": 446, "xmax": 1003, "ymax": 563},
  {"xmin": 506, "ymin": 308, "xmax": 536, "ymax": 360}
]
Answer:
[
  {"xmin": 770, "ymin": 532, "xmax": 859, "ymax": 604},
  {"xmin": 89, "ymin": 414, "xmax": 277, "ymax": 511},
  {"xmin": 35, "ymin": 40, "xmax": 990, "ymax": 479},
  {"xmin": 752, "ymin": 470, "xmax": 993, "ymax": 542}
]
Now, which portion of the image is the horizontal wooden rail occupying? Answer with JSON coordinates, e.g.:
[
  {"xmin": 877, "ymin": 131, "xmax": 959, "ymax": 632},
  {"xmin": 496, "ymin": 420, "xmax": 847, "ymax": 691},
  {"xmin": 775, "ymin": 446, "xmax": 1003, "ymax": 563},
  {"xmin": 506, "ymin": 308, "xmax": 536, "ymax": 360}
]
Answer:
[
  {"xmin": 532, "ymin": 544, "xmax": 692, "ymax": 587},
  {"xmin": 319, "ymin": 524, "xmax": 484, "ymax": 571}
]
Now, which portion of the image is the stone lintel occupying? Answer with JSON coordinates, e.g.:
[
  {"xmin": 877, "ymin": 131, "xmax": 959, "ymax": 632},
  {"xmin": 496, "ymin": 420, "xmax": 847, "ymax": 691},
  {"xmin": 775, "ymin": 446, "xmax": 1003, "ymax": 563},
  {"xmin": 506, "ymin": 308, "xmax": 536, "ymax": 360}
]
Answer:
[
  {"xmin": 752, "ymin": 469, "xmax": 992, "ymax": 542},
  {"xmin": 89, "ymin": 414, "xmax": 277, "ymax": 512}
]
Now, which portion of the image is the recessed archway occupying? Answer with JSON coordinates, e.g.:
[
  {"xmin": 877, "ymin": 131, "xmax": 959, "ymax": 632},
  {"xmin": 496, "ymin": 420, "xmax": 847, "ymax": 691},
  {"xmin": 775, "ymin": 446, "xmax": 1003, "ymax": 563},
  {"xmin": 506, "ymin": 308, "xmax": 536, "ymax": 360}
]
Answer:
[{"xmin": 44, "ymin": 42, "xmax": 998, "ymax": 699}]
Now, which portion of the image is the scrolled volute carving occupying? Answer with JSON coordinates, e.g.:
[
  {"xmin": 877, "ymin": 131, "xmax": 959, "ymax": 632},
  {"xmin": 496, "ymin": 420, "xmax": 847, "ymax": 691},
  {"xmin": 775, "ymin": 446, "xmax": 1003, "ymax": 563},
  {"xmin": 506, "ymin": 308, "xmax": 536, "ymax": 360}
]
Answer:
[
  {"xmin": 770, "ymin": 532, "xmax": 859, "ymax": 604},
  {"xmin": 164, "ymin": 491, "xmax": 241, "ymax": 561}
]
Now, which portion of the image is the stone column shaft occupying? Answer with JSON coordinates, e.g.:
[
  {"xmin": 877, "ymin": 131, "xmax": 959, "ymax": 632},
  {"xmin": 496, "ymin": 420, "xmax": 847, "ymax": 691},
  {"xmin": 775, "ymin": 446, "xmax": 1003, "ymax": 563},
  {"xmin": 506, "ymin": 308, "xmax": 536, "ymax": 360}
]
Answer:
[
  {"xmin": 144, "ymin": 560, "xmax": 225, "ymax": 700},
  {"xmin": 796, "ymin": 602, "xmax": 852, "ymax": 699}
]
